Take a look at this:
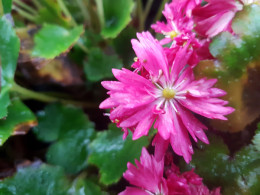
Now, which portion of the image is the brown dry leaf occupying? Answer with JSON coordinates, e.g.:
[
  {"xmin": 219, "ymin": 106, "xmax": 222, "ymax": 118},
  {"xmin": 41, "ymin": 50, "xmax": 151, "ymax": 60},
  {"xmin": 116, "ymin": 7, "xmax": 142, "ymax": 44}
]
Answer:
[
  {"xmin": 16, "ymin": 26, "xmax": 84, "ymax": 86},
  {"xmin": 16, "ymin": 26, "xmax": 49, "ymax": 67},
  {"xmin": 194, "ymin": 60, "xmax": 260, "ymax": 133}
]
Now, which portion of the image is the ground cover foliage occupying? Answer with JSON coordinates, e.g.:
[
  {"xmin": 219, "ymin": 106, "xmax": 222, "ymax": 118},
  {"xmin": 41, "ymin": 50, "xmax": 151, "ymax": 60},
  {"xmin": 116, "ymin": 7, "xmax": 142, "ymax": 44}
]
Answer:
[{"xmin": 0, "ymin": 0, "xmax": 259, "ymax": 194}]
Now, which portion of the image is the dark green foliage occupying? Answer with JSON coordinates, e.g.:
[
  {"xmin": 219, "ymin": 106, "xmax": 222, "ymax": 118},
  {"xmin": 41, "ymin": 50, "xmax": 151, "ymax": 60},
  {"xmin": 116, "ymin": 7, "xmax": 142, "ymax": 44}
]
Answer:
[
  {"xmin": 88, "ymin": 124, "xmax": 149, "ymax": 185},
  {"xmin": 84, "ymin": 48, "xmax": 123, "ymax": 82},
  {"xmin": 34, "ymin": 104, "xmax": 95, "ymax": 174},
  {"xmin": 0, "ymin": 164, "xmax": 70, "ymax": 195}
]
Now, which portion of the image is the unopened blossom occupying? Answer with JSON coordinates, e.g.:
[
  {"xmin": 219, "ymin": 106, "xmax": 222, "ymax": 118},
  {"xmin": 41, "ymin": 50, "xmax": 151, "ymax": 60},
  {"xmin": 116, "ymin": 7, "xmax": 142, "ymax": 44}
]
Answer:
[
  {"xmin": 100, "ymin": 32, "xmax": 234, "ymax": 162},
  {"xmin": 192, "ymin": 0, "xmax": 243, "ymax": 37},
  {"xmin": 120, "ymin": 148, "xmax": 221, "ymax": 195}
]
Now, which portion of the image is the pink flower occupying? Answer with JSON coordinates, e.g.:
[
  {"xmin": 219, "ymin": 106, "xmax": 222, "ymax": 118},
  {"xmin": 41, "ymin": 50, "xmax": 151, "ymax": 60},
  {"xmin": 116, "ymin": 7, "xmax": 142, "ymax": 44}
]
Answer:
[
  {"xmin": 119, "ymin": 148, "xmax": 168, "ymax": 195},
  {"xmin": 151, "ymin": 0, "xmax": 213, "ymax": 66},
  {"xmin": 166, "ymin": 164, "xmax": 221, "ymax": 195},
  {"xmin": 192, "ymin": 0, "xmax": 243, "ymax": 38},
  {"xmin": 151, "ymin": 2, "xmax": 195, "ymax": 45},
  {"xmin": 119, "ymin": 148, "xmax": 221, "ymax": 195},
  {"xmin": 99, "ymin": 32, "xmax": 234, "ymax": 162}
]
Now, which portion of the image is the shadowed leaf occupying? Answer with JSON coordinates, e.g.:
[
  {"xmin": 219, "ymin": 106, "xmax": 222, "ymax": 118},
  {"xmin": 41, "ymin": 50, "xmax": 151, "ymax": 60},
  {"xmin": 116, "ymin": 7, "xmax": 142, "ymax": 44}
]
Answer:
[
  {"xmin": 101, "ymin": 0, "xmax": 134, "ymax": 38},
  {"xmin": 88, "ymin": 124, "xmax": 149, "ymax": 185}
]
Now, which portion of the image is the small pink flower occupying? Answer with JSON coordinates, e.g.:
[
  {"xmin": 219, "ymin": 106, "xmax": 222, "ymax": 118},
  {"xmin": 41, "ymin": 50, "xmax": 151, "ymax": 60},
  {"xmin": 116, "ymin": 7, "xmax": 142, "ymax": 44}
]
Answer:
[
  {"xmin": 151, "ymin": 0, "xmax": 213, "ymax": 66},
  {"xmin": 100, "ymin": 32, "xmax": 234, "ymax": 162},
  {"xmin": 120, "ymin": 148, "xmax": 221, "ymax": 195},
  {"xmin": 192, "ymin": 0, "xmax": 243, "ymax": 37},
  {"xmin": 166, "ymin": 163, "xmax": 221, "ymax": 195},
  {"xmin": 119, "ymin": 148, "xmax": 168, "ymax": 195},
  {"xmin": 151, "ymin": 2, "xmax": 195, "ymax": 46}
]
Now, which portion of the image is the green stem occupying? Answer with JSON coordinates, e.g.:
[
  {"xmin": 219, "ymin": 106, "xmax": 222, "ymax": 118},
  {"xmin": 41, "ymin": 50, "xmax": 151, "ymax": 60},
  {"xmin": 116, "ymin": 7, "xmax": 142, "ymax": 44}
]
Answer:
[
  {"xmin": 0, "ymin": 0, "xmax": 4, "ymax": 16},
  {"xmin": 77, "ymin": 42, "xmax": 89, "ymax": 54},
  {"xmin": 76, "ymin": 0, "xmax": 90, "ymax": 22},
  {"xmin": 13, "ymin": 5, "xmax": 37, "ymax": 22},
  {"xmin": 95, "ymin": 0, "xmax": 104, "ymax": 28},
  {"xmin": 137, "ymin": 0, "xmax": 144, "ymax": 31},
  {"xmin": 31, "ymin": 0, "xmax": 42, "ymax": 9},
  {"xmin": 142, "ymin": 0, "xmax": 153, "ymax": 28},
  {"xmin": 13, "ymin": 0, "xmax": 37, "ymax": 15},
  {"xmin": 57, "ymin": 0, "xmax": 77, "ymax": 26},
  {"xmin": 11, "ymin": 83, "xmax": 97, "ymax": 108},
  {"xmin": 153, "ymin": 0, "xmax": 168, "ymax": 23}
]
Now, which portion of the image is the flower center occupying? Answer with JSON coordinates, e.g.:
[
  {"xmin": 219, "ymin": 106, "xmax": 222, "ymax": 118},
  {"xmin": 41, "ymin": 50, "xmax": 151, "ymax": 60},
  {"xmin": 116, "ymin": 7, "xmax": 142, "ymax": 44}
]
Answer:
[
  {"xmin": 162, "ymin": 88, "xmax": 176, "ymax": 100},
  {"xmin": 166, "ymin": 30, "xmax": 178, "ymax": 40}
]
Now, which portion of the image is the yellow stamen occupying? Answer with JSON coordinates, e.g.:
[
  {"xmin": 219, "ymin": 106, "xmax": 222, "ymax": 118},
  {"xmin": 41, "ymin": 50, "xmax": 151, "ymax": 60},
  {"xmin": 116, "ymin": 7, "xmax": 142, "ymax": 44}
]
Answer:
[
  {"xmin": 134, "ymin": 57, "xmax": 138, "ymax": 62},
  {"xmin": 167, "ymin": 31, "xmax": 178, "ymax": 40},
  {"xmin": 162, "ymin": 88, "xmax": 176, "ymax": 99}
]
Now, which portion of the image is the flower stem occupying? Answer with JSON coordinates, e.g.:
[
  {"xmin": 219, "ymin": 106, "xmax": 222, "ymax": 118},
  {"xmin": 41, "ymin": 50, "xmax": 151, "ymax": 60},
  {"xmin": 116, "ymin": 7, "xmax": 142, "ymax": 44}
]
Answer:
[
  {"xmin": 153, "ymin": 0, "xmax": 168, "ymax": 23},
  {"xmin": 143, "ymin": 0, "xmax": 154, "ymax": 27},
  {"xmin": 13, "ymin": 0, "xmax": 37, "ymax": 15},
  {"xmin": 57, "ymin": 0, "xmax": 77, "ymax": 26},
  {"xmin": 95, "ymin": 0, "xmax": 104, "ymax": 28},
  {"xmin": 13, "ymin": 5, "xmax": 37, "ymax": 22},
  {"xmin": 137, "ymin": 0, "xmax": 144, "ymax": 31},
  {"xmin": 0, "ymin": 0, "xmax": 4, "ymax": 16},
  {"xmin": 11, "ymin": 83, "xmax": 97, "ymax": 108},
  {"xmin": 76, "ymin": 0, "xmax": 90, "ymax": 22},
  {"xmin": 31, "ymin": 0, "xmax": 42, "ymax": 9},
  {"xmin": 77, "ymin": 42, "xmax": 89, "ymax": 54}
]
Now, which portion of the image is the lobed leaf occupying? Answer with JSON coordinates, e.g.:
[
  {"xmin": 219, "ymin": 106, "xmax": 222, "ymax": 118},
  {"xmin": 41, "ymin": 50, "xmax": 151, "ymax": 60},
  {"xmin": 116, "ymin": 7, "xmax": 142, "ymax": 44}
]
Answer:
[
  {"xmin": 32, "ymin": 24, "xmax": 84, "ymax": 59},
  {"xmin": 84, "ymin": 48, "xmax": 123, "ymax": 82},
  {"xmin": 0, "ymin": 16, "xmax": 20, "ymax": 84},
  {"xmin": 0, "ymin": 163, "xmax": 70, "ymax": 195},
  {"xmin": 0, "ymin": 16, "xmax": 20, "ymax": 119},
  {"xmin": 0, "ymin": 99, "xmax": 37, "ymax": 146},
  {"xmin": 34, "ymin": 103, "xmax": 95, "ymax": 174},
  {"xmin": 184, "ymin": 132, "xmax": 260, "ymax": 194},
  {"xmin": 69, "ymin": 178, "xmax": 107, "ymax": 195},
  {"xmin": 101, "ymin": 0, "xmax": 134, "ymax": 38},
  {"xmin": 88, "ymin": 124, "xmax": 149, "ymax": 185}
]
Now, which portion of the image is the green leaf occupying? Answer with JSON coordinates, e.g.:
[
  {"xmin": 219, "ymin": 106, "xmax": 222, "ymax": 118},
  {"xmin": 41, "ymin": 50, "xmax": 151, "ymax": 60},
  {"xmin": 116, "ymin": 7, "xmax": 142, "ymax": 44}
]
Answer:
[
  {"xmin": 0, "ymin": 16, "xmax": 20, "ymax": 119},
  {"xmin": 0, "ymin": 163, "xmax": 70, "ymax": 195},
  {"xmin": 88, "ymin": 124, "xmax": 149, "ymax": 185},
  {"xmin": 0, "ymin": 99, "xmax": 36, "ymax": 146},
  {"xmin": 209, "ymin": 5, "xmax": 260, "ymax": 78},
  {"xmin": 32, "ymin": 24, "xmax": 84, "ymax": 59},
  {"xmin": 101, "ymin": 0, "xmax": 134, "ymax": 38},
  {"xmin": 113, "ymin": 26, "xmax": 136, "ymax": 65},
  {"xmin": 34, "ymin": 103, "xmax": 95, "ymax": 174},
  {"xmin": 84, "ymin": 48, "xmax": 123, "ymax": 82},
  {"xmin": 2, "ymin": 0, "xmax": 12, "ymax": 14},
  {"xmin": 35, "ymin": 0, "xmax": 71, "ymax": 27},
  {"xmin": 183, "ymin": 134, "xmax": 260, "ymax": 194},
  {"xmin": 188, "ymin": 136, "xmax": 236, "ymax": 187},
  {"xmin": 0, "ymin": 86, "xmax": 10, "ymax": 119},
  {"xmin": 46, "ymin": 127, "xmax": 95, "ymax": 174},
  {"xmin": 0, "ymin": 16, "xmax": 20, "ymax": 84},
  {"xmin": 253, "ymin": 124, "xmax": 260, "ymax": 151},
  {"xmin": 34, "ymin": 103, "xmax": 94, "ymax": 142},
  {"xmin": 69, "ymin": 178, "xmax": 107, "ymax": 195}
]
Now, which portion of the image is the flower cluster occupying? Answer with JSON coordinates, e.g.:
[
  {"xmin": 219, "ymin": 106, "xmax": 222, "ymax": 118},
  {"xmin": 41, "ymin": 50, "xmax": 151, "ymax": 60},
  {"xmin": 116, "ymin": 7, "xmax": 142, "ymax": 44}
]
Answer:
[
  {"xmin": 119, "ymin": 148, "xmax": 221, "ymax": 195},
  {"xmin": 100, "ymin": 0, "xmax": 242, "ymax": 193},
  {"xmin": 100, "ymin": 0, "xmax": 238, "ymax": 163}
]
